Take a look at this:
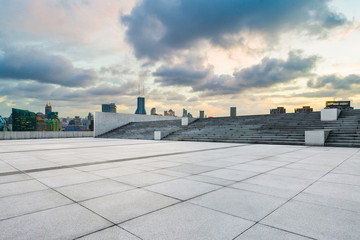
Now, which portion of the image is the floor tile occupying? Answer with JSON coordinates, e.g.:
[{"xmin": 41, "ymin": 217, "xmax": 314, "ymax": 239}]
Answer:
[
  {"xmin": 145, "ymin": 178, "xmax": 221, "ymax": 200},
  {"xmin": 0, "ymin": 204, "xmax": 111, "ymax": 240},
  {"xmin": 121, "ymin": 202, "xmax": 254, "ymax": 240},
  {"xmin": 82, "ymin": 189, "xmax": 179, "ymax": 223},
  {"xmin": 56, "ymin": 179, "xmax": 135, "ymax": 202},
  {"xmin": 190, "ymin": 187, "xmax": 287, "ymax": 221}
]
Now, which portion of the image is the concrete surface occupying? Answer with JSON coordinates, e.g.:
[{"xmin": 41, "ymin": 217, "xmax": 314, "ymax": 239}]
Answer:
[
  {"xmin": 321, "ymin": 109, "xmax": 341, "ymax": 121},
  {"xmin": 305, "ymin": 130, "xmax": 331, "ymax": 146},
  {"xmin": 0, "ymin": 138, "xmax": 359, "ymax": 240},
  {"xmin": 94, "ymin": 112, "xmax": 179, "ymax": 136},
  {"xmin": 0, "ymin": 131, "xmax": 93, "ymax": 140}
]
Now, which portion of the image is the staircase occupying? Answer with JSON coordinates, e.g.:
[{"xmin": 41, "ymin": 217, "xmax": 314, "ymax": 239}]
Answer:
[
  {"xmin": 98, "ymin": 110, "xmax": 360, "ymax": 147},
  {"xmin": 164, "ymin": 112, "xmax": 323, "ymax": 145},
  {"xmin": 325, "ymin": 110, "xmax": 360, "ymax": 147},
  {"xmin": 99, "ymin": 119, "xmax": 182, "ymax": 140}
]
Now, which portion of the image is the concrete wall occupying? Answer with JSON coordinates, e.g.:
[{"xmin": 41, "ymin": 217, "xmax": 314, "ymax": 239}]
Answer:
[
  {"xmin": 321, "ymin": 109, "xmax": 341, "ymax": 121},
  {"xmin": 0, "ymin": 131, "xmax": 93, "ymax": 140},
  {"xmin": 94, "ymin": 112, "xmax": 179, "ymax": 137},
  {"xmin": 305, "ymin": 130, "xmax": 331, "ymax": 146}
]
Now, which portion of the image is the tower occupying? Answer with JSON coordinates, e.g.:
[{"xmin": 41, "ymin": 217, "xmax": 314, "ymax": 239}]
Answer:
[
  {"xmin": 135, "ymin": 97, "xmax": 146, "ymax": 115},
  {"xmin": 45, "ymin": 103, "xmax": 52, "ymax": 118},
  {"xmin": 135, "ymin": 80, "xmax": 146, "ymax": 115}
]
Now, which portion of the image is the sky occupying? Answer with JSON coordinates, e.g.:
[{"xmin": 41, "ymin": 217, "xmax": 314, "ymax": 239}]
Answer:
[{"xmin": 0, "ymin": 0, "xmax": 360, "ymax": 118}]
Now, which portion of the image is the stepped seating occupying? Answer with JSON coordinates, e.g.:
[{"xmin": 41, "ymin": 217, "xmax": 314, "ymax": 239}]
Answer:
[
  {"xmin": 99, "ymin": 119, "xmax": 182, "ymax": 140},
  {"xmin": 98, "ymin": 110, "xmax": 360, "ymax": 147}
]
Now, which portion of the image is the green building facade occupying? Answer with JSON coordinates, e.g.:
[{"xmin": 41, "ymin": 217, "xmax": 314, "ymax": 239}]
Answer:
[
  {"xmin": 45, "ymin": 119, "xmax": 60, "ymax": 131},
  {"xmin": 12, "ymin": 108, "xmax": 36, "ymax": 131}
]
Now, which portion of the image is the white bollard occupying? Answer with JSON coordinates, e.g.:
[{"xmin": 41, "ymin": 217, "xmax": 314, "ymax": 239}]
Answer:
[
  {"xmin": 181, "ymin": 117, "xmax": 189, "ymax": 126},
  {"xmin": 154, "ymin": 131, "xmax": 162, "ymax": 140}
]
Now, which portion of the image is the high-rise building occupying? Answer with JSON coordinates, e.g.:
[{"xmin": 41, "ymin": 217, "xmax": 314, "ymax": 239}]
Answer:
[
  {"xmin": 325, "ymin": 101, "xmax": 353, "ymax": 110},
  {"xmin": 182, "ymin": 108, "xmax": 193, "ymax": 118},
  {"xmin": 270, "ymin": 107, "xmax": 286, "ymax": 114},
  {"xmin": 151, "ymin": 108, "xmax": 157, "ymax": 115},
  {"xmin": 230, "ymin": 107, "xmax": 236, "ymax": 117},
  {"xmin": 199, "ymin": 110, "xmax": 205, "ymax": 118},
  {"xmin": 135, "ymin": 97, "xmax": 146, "ymax": 115},
  {"xmin": 87, "ymin": 112, "xmax": 93, "ymax": 120},
  {"xmin": 182, "ymin": 109, "xmax": 187, "ymax": 117},
  {"xmin": 45, "ymin": 103, "xmax": 52, "ymax": 117},
  {"xmin": 12, "ymin": 108, "xmax": 36, "ymax": 131},
  {"xmin": 294, "ymin": 106, "xmax": 313, "ymax": 113},
  {"xmin": 102, "ymin": 103, "xmax": 116, "ymax": 113}
]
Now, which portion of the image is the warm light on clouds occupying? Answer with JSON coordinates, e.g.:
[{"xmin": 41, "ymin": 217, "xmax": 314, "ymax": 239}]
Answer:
[{"xmin": 0, "ymin": 0, "xmax": 359, "ymax": 117}]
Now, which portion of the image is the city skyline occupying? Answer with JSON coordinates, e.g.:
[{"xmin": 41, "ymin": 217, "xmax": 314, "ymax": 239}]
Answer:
[{"xmin": 0, "ymin": 0, "xmax": 360, "ymax": 117}]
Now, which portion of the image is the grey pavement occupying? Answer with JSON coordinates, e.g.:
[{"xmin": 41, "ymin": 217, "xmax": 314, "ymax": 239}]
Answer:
[{"xmin": 0, "ymin": 138, "xmax": 359, "ymax": 239}]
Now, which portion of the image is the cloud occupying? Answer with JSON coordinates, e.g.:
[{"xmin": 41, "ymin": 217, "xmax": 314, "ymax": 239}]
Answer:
[
  {"xmin": 165, "ymin": 92, "xmax": 187, "ymax": 101},
  {"xmin": 0, "ymin": 48, "xmax": 98, "ymax": 87},
  {"xmin": 122, "ymin": 0, "xmax": 348, "ymax": 60},
  {"xmin": 0, "ymin": 80, "xmax": 137, "ymax": 103},
  {"xmin": 196, "ymin": 50, "xmax": 319, "ymax": 96},
  {"xmin": 153, "ymin": 56, "xmax": 213, "ymax": 86},
  {"xmin": 308, "ymin": 74, "xmax": 360, "ymax": 90}
]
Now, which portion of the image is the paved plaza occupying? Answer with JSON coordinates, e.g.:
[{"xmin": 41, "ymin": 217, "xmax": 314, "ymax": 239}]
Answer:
[{"xmin": 0, "ymin": 138, "xmax": 359, "ymax": 240}]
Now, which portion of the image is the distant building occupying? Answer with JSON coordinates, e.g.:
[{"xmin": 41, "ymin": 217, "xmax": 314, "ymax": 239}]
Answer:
[
  {"xmin": 87, "ymin": 112, "xmax": 93, "ymax": 121},
  {"xmin": 182, "ymin": 108, "xmax": 193, "ymax": 118},
  {"xmin": 294, "ymin": 106, "xmax": 313, "ymax": 113},
  {"xmin": 45, "ymin": 103, "xmax": 52, "ymax": 117},
  {"xmin": 325, "ymin": 101, "xmax": 353, "ymax": 110},
  {"xmin": 0, "ymin": 116, "xmax": 9, "ymax": 131},
  {"xmin": 164, "ymin": 109, "xmax": 175, "ymax": 117},
  {"xmin": 87, "ymin": 113, "xmax": 94, "ymax": 131},
  {"xmin": 270, "ymin": 107, "xmax": 286, "ymax": 114},
  {"xmin": 151, "ymin": 108, "xmax": 157, "ymax": 115},
  {"xmin": 47, "ymin": 112, "xmax": 58, "ymax": 120},
  {"xmin": 135, "ymin": 97, "xmax": 146, "ymax": 115},
  {"xmin": 69, "ymin": 116, "xmax": 82, "ymax": 126},
  {"xmin": 102, "ymin": 103, "xmax": 116, "ymax": 113},
  {"xmin": 45, "ymin": 119, "xmax": 59, "ymax": 131},
  {"xmin": 36, "ymin": 113, "xmax": 46, "ymax": 131},
  {"xmin": 12, "ymin": 108, "xmax": 36, "ymax": 131},
  {"xmin": 230, "ymin": 107, "xmax": 236, "ymax": 117},
  {"xmin": 199, "ymin": 110, "xmax": 205, "ymax": 118}
]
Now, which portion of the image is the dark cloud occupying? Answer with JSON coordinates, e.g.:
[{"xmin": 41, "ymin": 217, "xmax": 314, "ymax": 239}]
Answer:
[
  {"xmin": 87, "ymin": 81, "xmax": 137, "ymax": 96},
  {"xmin": 0, "ymin": 48, "xmax": 98, "ymax": 87},
  {"xmin": 308, "ymin": 74, "xmax": 360, "ymax": 90},
  {"xmin": 165, "ymin": 92, "xmax": 187, "ymax": 101},
  {"xmin": 0, "ymin": 80, "xmax": 137, "ymax": 103},
  {"xmin": 195, "ymin": 51, "xmax": 319, "ymax": 96},
  {"xmin": 153, "ymin": 58, "xmax": 213, "ymax": 86},
  {"xmin": 122, "ymin": 0, "xmax": 348, "ymax": 60}
]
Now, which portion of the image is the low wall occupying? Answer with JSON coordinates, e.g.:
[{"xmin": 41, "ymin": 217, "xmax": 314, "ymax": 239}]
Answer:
[
  {"xmin": 0, "ymin": 131, "xmax": 93, "ymax": 140},
  {"xmin": 305, "ymin": 130, "xmax": 331, "ymax": 146},
  {"xmin": 94, "ymin": 112, "xmax": 179, "ymax": 137},
  {"xmin": 321, "ymin": 109, "xmax": 341, "ymax": 121}
]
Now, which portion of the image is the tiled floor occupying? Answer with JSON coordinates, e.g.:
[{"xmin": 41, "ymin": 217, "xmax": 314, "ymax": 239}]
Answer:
[{"xmin": 0, "ymin": 138, "xmax": 359, "ymax": 239}]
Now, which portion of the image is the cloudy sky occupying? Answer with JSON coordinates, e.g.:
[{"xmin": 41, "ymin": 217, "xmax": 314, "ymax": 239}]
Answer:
[{"xmin": 0, "ymin": 0, "xmax": 360, "ymax": 118}]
